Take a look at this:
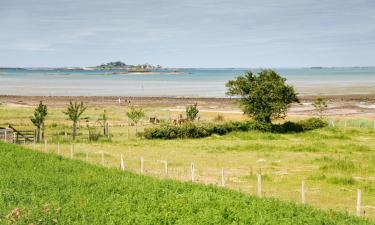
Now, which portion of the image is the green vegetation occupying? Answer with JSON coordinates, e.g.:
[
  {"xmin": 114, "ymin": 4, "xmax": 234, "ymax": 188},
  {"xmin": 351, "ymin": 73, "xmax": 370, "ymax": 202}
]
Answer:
[
  {"xmin": 313, "ymin": 97, "xmax": 328, "ymax": 118},
  {"xmin": 186, "ymin": 103, "xmax": 199, "ymax": 121},
  {"xmin": 30, "ymin": 101, "xmax": 48, "ymax": 142},
  {"xmin": 226, "ymin": 69, "xmax": 299, "ymax": 123},
  {"xmin": 0, "ymin": 142, "xmax": 372, "ymax": 224},
  {"xmin": 1, "ymin": 104, "xmax": 375, "ymax": 220},
  {"xmin": 63, "ymin": 101, "xmax": 87, "ymax": 140},
  {"xmin": 143, "ymin": 118, "xmax": 327, "ymax": 139},
  {"xmin": 126, "ymin": 106, "xmax": 145, "ymax": 135}
]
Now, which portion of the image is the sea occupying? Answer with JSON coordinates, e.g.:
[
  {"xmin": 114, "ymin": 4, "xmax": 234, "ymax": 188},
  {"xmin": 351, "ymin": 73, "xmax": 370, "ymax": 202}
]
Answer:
[{"xmin": 0, "ymin": 67, "xmax": 374, "ymax": 97}]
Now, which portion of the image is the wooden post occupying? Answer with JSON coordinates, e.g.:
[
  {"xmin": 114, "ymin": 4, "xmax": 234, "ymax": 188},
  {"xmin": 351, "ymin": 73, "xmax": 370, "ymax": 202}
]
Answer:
[
  {"xmin": 356, "ymin": 189, "xmax": 361, "ymax": 216},
  {"xmin": 373, "ymin": 120, "xmax": 375, "ymax": 130},
  {"xmin": 221, "ymin": 168, "xmax": 225, "ymax": 187},
  {"xmin": 344, "ymin": 120, "xmax": 347, "ymax": 129},
  {"xmin": 64, "ymin": 128, "xmax": 67, "ymax": 139},
  {"xmin": 107, "ymin": 122, "xmax": 110, "ymax": 139},
  {"xmin": 301, "ymin": 180, "xmax": 305, "ymax": 204},
  {"xmin": 101, "ymin": 152, "xmax": 105, "ymax": 166},
  {"xmin": 44, "ymin": 140, "xmax": 47, "ymax": 152},
  {"xmin": 120, "ymin": 154, "xmax": 125, "ymax": 171},
  {"xmin": 70, "ymin": 145, "xmax": 74, "ymax": 159},
  {"xmin": 191, "ymin": 163, "xmax": 195, "ymax": 182},
  {"xmin": 86, "ymin": 151, "xmax": 89, "ymax": 162},
  {"xmin": 140, "ymin": 157, "xmax": 144, "ymax": 174},
  {"xmin": 57, "ymin": 142, "xmax": 60, "ymax": 155},
  {"xmin": 164, "ymin": 160, "xmax": 168, "ymax": 177},
  {"xmin": 257, "ymin": 174, "xmax": 262, "ymax": 197},
  {"xmin": 4, "ymin": 129, "xmax": 7, "ymax": 142}
]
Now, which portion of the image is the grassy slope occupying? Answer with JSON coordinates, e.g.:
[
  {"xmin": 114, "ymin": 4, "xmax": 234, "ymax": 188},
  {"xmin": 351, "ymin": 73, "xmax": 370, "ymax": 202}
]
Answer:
[{"xmin": 0, "ymin": 142, "xmax": 373, "ymax": 225}]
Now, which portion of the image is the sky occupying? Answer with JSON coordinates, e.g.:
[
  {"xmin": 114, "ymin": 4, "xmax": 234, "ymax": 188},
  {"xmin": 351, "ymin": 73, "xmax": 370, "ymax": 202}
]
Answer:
[{"xmin": 0, "ymin": 0, "xmax": 375, "ymax": 68}]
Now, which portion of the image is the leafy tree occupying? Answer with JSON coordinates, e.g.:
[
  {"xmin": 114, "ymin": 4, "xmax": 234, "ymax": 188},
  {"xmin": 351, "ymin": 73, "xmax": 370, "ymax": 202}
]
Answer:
[
  {"xmin": 126, "ymin": 106, "xmax": 145, "ymax": 135},
  {"xmin": 226, "ymin": 69, "xmax": 299, "ymax": 123},
  {"xmin": 186, "ymin": 103, "xmax": 199, "ymax": 121},
  {"xmin": 30, "ymin": 101, "xmax": 48, "ymax": 142},
  {"xmin": 63, "ymin": 101, "xmax": 87, "ymax": 140},
  {"xmin": 313, "ymin": 97, "xmax": 327, "ymax": 119}
]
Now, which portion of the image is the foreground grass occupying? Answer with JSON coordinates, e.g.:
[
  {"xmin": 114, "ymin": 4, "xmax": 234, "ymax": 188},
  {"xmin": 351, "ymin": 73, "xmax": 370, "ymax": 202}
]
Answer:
[{"xmin": 0, "ymin": 142, "xmax": 373, "ymax": 224}]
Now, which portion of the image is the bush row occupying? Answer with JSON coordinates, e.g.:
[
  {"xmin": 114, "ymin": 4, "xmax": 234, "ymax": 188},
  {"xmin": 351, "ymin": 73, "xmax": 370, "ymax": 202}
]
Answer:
[{"xmin": 142, "ymin": 118, "xmax": 328, "ymax": 139}]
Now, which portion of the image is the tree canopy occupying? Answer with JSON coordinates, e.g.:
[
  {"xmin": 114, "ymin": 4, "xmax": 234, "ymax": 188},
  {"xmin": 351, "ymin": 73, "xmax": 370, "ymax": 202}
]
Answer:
[{"xmin": 226, "ymin": 69, "xmax": 299, "ymax": 123}]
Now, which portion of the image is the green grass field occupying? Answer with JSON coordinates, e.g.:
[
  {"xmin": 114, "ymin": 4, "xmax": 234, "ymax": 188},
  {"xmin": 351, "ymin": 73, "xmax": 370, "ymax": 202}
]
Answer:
[
  {"xmin": 1, "ymin": 103, "xmax": 375, "ymax": 221},
  {"xmin": 0, "ymin": 142, "xmax": 373, "ymax": 224}
]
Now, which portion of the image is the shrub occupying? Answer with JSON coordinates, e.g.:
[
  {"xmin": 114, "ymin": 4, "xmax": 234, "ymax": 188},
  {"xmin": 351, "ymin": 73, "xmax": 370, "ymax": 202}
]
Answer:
[
  {"xmin": 142, "ymin": 118, "xmax": 328, "ymax": 139},
  {"xmin": 299, "ymin": 118, "xmax": 328, "ymax": 131}
]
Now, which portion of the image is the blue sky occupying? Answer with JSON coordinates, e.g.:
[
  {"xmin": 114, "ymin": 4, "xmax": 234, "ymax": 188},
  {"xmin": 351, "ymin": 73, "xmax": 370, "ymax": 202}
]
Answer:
[{"xmin": 0, "ymin": 0, "xmax": 374, "ymax": 68}]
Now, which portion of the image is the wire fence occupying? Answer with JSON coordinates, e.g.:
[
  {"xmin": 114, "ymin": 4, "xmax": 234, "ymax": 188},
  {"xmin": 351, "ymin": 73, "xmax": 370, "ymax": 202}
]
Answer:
[{"xmin": 19, "ymin": 141, "xmax": 375, "ymax": 220}]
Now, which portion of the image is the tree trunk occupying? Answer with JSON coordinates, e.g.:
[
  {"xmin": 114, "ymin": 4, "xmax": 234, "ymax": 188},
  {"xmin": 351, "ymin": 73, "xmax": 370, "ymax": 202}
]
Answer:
[
  {"xmin": 41, "ymin": 122, "xmax": 45, "ymax": 140},
  {"xmin": 72, "ymin": 122, "xmax": 77, "ymax": 140},
  {"xmin": 36, "ymin": 126, "xmax": 41, "ymax": 142}
]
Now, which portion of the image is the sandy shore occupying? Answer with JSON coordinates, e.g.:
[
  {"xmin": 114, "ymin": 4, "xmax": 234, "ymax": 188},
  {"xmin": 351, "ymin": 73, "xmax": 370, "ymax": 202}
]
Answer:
[{"xmin": 1, "ymin": 95, "xmax": 375, "ymax": 117}]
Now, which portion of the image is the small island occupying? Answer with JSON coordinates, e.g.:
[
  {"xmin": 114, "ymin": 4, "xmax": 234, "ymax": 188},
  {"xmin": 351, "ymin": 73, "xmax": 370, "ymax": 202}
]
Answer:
[{"xmin": 91, "ymin": 61, "xmax": 163, "ymax": 72}]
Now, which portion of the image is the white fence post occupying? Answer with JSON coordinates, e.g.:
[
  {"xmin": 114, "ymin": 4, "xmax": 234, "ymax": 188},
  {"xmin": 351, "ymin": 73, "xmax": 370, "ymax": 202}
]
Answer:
[
  {"xmin": 44, "ymin": 140, "xmax": 47, "ymax": 152},
  {"xmin": 191, "ymin": 163, "xmax": 195, "ymax": 182},
  {"xmin": 120, "ymin": 154, "xmax": 125, "ymax": 171},
  {"xmin": 164, "ymin": 160, "xmax": 168, "ymax": 177},
  {"xmin": 86, "ymin": 151, "xmax": 89, "ymax": 162},
  {"xmin": 4, "ymin": 129, "xmax": 7, "ymax": 142},
  {"xmin": 140, "ymin": 157, "xmax": 144, "ymax": 174},
  {"xmin": 57, "ymin": 142, "xmax": 60, "ymax": 155},
  {"xmin": 221, "ymin": 168, "xmax": 225, "ymax": 187},
  {"xmin": 257, "ymin": 174, "xmax": 262, "ymax": 197},
  {"xmin": 301, "ymin": 180, "xmax": 305, "ymax": 204},
  {"xmin": 356, "ymin": 189, "xmax": 362, "ymax": 216}
]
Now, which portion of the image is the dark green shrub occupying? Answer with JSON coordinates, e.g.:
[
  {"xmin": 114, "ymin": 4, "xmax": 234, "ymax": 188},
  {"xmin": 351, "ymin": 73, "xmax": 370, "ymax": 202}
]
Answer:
[
  {"xmin": 142, "ymin": 118, "xmax": 328, "ymax": 139},
  {"xmin": 299, "ymin": 118, "xmax": 328, "ymax": 131}
]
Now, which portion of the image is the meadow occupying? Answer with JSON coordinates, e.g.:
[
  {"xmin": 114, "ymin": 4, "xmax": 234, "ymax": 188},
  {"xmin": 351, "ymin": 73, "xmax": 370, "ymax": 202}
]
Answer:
[
  {"xmin": 1, "ymin": 103, "xmax": 375, "ymax": 221},
  {"xmin": 0, "ymin": 142, "xmax": 373, "ymax": 224}
]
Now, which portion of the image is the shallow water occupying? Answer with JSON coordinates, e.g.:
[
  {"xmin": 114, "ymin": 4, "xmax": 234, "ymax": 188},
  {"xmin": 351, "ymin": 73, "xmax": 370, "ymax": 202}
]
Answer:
[{"xmin": 0, "ymin": 68, "xmax": 374, "ymax": 97}]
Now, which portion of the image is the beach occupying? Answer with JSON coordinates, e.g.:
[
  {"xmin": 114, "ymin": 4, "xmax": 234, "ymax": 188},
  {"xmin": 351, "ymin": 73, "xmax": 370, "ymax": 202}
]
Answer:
[{"xmin": 2, "ymin": 94, "xmax": 375, "ymax": 118}]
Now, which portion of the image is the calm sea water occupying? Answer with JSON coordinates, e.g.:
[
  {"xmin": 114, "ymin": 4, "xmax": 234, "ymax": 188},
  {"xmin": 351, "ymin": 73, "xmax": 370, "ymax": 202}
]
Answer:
[{"xmin": 0, "ymin": 68, "xmax": 374, "ymax": 97}]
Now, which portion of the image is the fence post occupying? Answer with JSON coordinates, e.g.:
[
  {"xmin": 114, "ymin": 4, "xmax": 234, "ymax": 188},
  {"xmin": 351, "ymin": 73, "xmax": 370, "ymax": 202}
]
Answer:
[
  {"xmin": 301, "ymin": 180, "xmax": 305, "ymax": 204},
  {"xmin": 165, "ymin": 161, "xmax": 169, "ymax": 177},
  {"xmin": 101, "ymin": 152, "xmax": 105, "ymax": 166},
  {"xmin": 107, "ymin": 122, "xmax": 110, "ymax": 139},
  {"xmin": 140, "ymin": 157, "xmax": 144, "ymax": 174},
  {"xmin": 64, "ymin": 129, "xmax": 67, "ymax": 139},
  {"xmin": 221, "ymin": 168, "xmax": 225, "ymax": 187},
  {"xmin": 44, "ymin": 140, "xmax": 47, "ymax": 152},
  {"xmin": 86, "ymin": 151, "xmax": 89, "ymax": 162},
  {"xmin": 191, "ymin": 163, "xmax": 195, "ymax": 182},
  {"xmin": 373, "ymin": 120, "xmax": 375, "ymax": 130},
  {"xmin": 344, "ymin": 120, "xmax": 347, "ymax": 129},
  {"xmin": 70, "ymin": 145, "xmax": 74, "ymax": 159},
  {"xmin": 257, "ymin": 174, "xmax": 262, "ymax": 197},
  {"xmin": 4, "ymin": 129, "xmax": 7, "ymax": 142},
  {"xmin": 120, "ymin": 154, "xmax": 125, "ymax": 171},
  {"xmin": 356, "ymin": 189, "xmax": 362, "ymax": 216},
  {"xmin": 57, "ymin": 142, "xmax": 60, "ymax": 155}
]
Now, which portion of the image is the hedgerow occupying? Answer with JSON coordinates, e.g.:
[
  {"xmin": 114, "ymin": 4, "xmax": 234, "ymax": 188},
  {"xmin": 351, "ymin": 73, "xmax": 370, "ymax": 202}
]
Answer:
[{"xmin": 142, "ymin": 118, "xmax": 328, "ymax": 139}]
